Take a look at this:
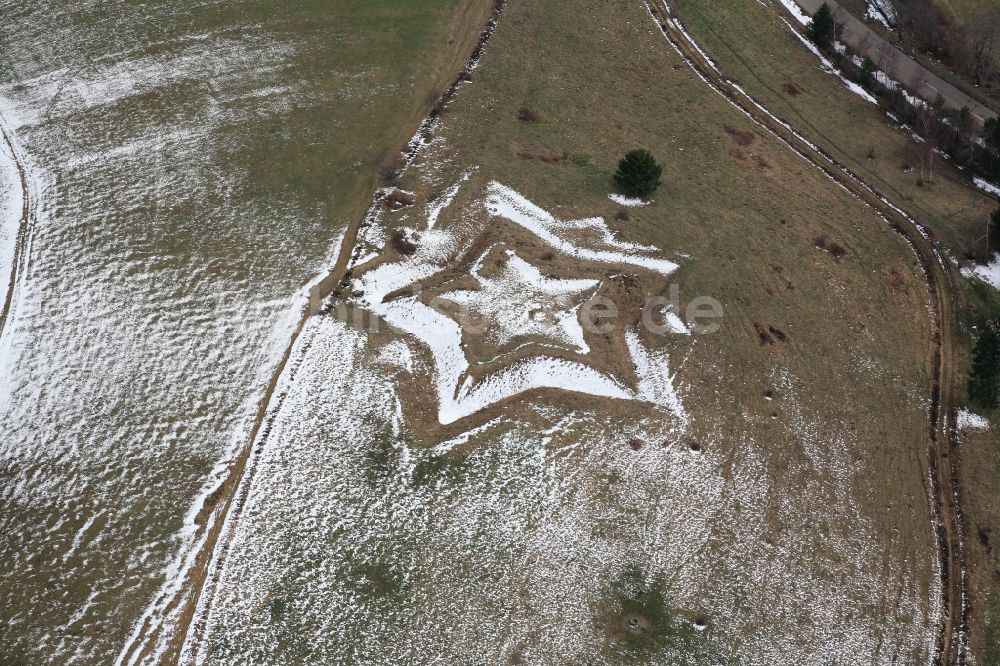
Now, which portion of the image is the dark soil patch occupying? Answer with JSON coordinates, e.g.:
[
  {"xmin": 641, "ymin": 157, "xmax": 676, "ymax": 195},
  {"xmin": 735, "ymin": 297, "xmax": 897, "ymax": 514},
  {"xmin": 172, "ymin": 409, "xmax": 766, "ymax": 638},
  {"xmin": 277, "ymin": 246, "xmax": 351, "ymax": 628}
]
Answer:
[
  {"xmin": 391, "ymin": 229, "xmax": 417, "ymax": 256},
  {"xmin": 724, "ymin": 124, "xmax": 755, "ymax": 147},
  {"xmin": 767, "ymin": 325, "xmax": 788, "ymax": 342},
  {"xmin": 782, "ymin": 82, "xmax": 803, "ymax": 96},
  {"xmin": 889, "ymin": 266, "xmax": 911, "ymax": 295},
  {"xmin": 753, "ymin": 322, "xmax": 774, "ymax": 346},
  {"xmin": 516, "ymin": 106, "xmax": 538, "ymax": 122},
  {"xmin": 624, "ymin": 613, "xmax": 652, "ymax": 633},
  {"xmin": 814, "ymin": 235, "xmax": 848, "ymax": 258}
]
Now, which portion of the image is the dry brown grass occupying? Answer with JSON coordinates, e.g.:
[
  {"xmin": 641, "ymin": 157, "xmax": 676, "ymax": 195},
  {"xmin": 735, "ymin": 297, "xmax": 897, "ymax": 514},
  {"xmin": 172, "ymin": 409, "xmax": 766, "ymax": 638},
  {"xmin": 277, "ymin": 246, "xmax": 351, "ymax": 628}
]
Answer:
[{"xmin": 339, "ymin": 0, "xmax": 942, "ymax": 658}]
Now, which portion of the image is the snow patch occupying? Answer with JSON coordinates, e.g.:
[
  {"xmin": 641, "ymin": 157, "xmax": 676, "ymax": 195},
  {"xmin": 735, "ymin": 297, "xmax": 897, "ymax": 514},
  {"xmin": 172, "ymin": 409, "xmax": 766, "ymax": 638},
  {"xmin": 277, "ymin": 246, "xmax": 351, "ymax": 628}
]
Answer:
[
  {"xmin": 974, "ymin": 176, "xmax": 1000, "ymax": 198},
  {"xmin": 776, "ymin": 0, "xmax": 811, "ymax": 26},
  {"xmin": 962, "ymin": 253, "xmax": 1000, "ymax": 290},
  {"xmin": 774, "ymin": 2, "xmax": 878, "ymax": 105},
  {"xmin": 0, "ymin": 120, "xmax": 24, "ymax": 325},
  {"xmin": 441, "ymin": 250, "xmax": 599, "ymax": 354},
  {"xmin": 355, "ymin": 181, "xmax": 687, "ymax": 426},
  {"xmin": 486, "ymin": 182, "xmax": 678, "ymax": 277},
  {"xmin": 608, "ymin": 193, "xmax": 650, "ymax": 207},
  {"xmin": 956, "ymin": 408, "xmax": 989, "ymax": 431},
  {"xmin": 866, "ymin": 0, "xmax": 897, "ymax": 28},
  {"xmin": 426, "ymin": 170, "xmax": 473, "ymax": 229}
]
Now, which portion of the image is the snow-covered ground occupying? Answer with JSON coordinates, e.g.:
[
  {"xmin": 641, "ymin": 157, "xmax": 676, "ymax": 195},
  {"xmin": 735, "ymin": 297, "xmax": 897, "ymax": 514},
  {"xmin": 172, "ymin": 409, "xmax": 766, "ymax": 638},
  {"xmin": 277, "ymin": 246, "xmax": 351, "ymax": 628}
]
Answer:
[
  {"xmin": 772, "ymin": 4, "xmax": 878, "ymax": 105},
  {"xmin": 0, "ymin": 5, "xmax": 395, "ymax": 663},
  {"xmin": 354, "ymin": 180, "xmax": 688, "ymax": 426},
  {"xmin": 866, "ymin": 0, "xmax": 897, "ymax": 29},
  {"xmin": 183, "ymin": 289, "xmax": 935, "ymax": 665},
  {"xmin": 961, "ymin": 252, "xmax": 1000, "ymax": 290},
  {"xmin": 974, "ymin": 176, "xmax": 1000, "ymax": 198},
  {"xmin": 442, "ymin": 249, "xmax": 599, "ymax": 353},
  {"xmin": 608, "ymin": 192, "xmax": 650, "ymax": 207},
  {"xmin": 487, "ymin": 182, "xmax": 678, "ymax": 276},
  {"xmin": 0, "ymin": 116, "xmax": 24, "ymax": 332},
  {"xmin": 957, "ymin": 408, "xmax": 990, "ymax": 432},
  {"xmin": 185, "ymin": 134, "xmax": 936, "ymax": 663},
  {"xmin": 180, "ymin": 315, "xmax": 727, "ymax": 664}
]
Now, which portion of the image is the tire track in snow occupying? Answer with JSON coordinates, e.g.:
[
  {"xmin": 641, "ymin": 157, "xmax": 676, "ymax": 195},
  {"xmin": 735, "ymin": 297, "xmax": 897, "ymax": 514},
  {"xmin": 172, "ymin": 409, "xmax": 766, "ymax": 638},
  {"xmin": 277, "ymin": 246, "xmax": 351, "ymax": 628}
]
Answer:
[
  {"xmin": 644, "ymin": 1, "xmax": 966, "ymax": 663},
  {"xmin": 0, "ymin": 108, "xmax": 34, "ymax": 343}
]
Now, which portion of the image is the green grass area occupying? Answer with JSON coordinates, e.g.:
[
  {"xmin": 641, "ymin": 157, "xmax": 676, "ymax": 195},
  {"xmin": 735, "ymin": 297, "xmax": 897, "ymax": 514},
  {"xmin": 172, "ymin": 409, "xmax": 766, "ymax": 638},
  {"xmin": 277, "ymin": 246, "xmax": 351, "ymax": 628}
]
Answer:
[{"xmin": 594, "ymin": 565, "xmax": 715, "ymax": 663}]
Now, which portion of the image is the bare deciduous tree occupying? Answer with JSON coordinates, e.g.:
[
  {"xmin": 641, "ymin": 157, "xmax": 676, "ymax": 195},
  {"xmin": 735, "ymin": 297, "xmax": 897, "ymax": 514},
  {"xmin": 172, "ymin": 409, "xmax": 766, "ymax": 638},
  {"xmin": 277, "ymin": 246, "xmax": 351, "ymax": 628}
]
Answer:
[
  {"xmin": 964, "ymin": 10, "xmax": 1000, "ymax": 86},
  {"xmin": 909, "ymin": 86, "xmax": 942, "ymax": 185},
  {"xmin": 894, "ymin": 0, "xmax": 952, "ymax": 55},
  {"xmin": 884, "ymin": 0, "xmax": 905, "ymax": 42}
]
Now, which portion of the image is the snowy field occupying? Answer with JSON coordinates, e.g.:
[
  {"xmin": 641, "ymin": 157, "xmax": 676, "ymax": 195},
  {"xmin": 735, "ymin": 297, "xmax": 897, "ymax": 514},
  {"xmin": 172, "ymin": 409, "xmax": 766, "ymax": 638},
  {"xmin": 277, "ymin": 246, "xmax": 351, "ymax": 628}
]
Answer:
[
  {"xmin": 0, "ymin": 1, "xmax": 469, "ymax": 663},
  {"xmin": 0, "ymin": 0, "xmax": 951, "ymax": 662},
  {"xmin": 185, "ymin": 96, "xmax": 938, "ymax": 660}
]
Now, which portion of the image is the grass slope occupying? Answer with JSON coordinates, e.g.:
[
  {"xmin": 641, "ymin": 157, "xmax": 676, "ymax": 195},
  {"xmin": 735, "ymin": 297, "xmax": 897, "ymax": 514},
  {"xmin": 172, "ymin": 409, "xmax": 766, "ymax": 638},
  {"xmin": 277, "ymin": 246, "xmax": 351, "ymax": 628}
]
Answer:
[
  {"xmin": 673, "ymin": 0, "xmax": 1000, "ymax": 660},
  {"xmin": 190, "ymin": 0, "xmax": 943, "ymax": 662}
]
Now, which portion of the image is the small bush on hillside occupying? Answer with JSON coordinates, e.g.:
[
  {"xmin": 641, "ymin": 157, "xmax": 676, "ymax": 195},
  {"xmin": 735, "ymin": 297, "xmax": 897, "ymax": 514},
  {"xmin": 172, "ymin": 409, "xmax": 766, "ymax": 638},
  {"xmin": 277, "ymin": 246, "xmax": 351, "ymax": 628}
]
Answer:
[
  {"xmin": 813, "ymin": 234, "xmax": 848, "ymax": 258},
  {"xmin": 613, "ymin": 149, "xmax": 662, "ymax": 198},
  {"xmin": 860, "ymin": 56, "xmax": 876, "ymax": 85},
  {"xmin": 390, "ymin": 229, "xmax": 417, "ymax": 256}
]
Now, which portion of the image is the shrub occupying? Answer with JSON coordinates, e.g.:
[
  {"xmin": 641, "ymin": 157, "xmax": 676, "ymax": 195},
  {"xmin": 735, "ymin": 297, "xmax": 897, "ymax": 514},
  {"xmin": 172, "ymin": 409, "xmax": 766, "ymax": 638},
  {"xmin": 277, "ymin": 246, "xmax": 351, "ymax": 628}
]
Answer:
[
  {"xmin": 808, "ymin": 3, "xmax": 837, "ymax": 51},
  {"xmin": 613, "ymin": 149, "xmax": 662, "ymax": 198},
  {"xmin": 813, "ymin": 234, "xmax": 848, "ymax": 258},
  {"xmin": 991, "ymin": 208, "xmax": 1000, "ymax": 254},
  {"xmin": 390, "ymin": 229, "xmax": 417, "ymax": 256},
  {"xmin": 860, "ymin": 56, "xmax": 876, "ymax": 85},
  {"xmin": 969, "ymin": 324, "xmax": 1000, "ymax": 410}
]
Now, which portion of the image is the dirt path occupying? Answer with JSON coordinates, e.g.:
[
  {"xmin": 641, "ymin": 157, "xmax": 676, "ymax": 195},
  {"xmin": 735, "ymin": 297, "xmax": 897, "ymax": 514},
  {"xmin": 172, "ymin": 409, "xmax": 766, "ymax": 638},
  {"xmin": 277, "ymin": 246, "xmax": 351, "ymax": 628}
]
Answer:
[
  {"xmin": 788, "ymin": 0, "xmax": 995, "ymax": 123},
  {"xmin": 647, "ymin": 1, "xmax": 966, "ymax": 662},
  {"xmin": 114, "ymin": 3, "xmax": 509, "ymax": 664},
  {"xmin": 0, "ymin": 114, "xmax": 33, "ymax": 341}
]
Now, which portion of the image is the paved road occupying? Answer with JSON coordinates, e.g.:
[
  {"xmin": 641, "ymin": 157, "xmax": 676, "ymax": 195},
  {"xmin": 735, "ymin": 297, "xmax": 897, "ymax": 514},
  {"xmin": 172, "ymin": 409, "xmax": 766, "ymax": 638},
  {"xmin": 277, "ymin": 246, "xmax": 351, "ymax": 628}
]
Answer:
[{"xmin": 790, "ymin": 0, "xmax": 996, "ymax": 122}]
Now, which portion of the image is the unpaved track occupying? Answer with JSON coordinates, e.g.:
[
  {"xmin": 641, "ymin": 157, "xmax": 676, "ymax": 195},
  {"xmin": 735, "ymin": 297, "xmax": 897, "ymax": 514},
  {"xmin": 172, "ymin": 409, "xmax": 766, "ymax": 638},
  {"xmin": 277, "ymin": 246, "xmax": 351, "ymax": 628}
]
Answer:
[
  {"xmin": 646, "ymin": 1, "xmax": 966, "ymax": 663},
  {"xmin": 0, "ymin": 115, "xmax": 32, "ymax": 340},
  {"xmin": 116, "ymin": 2, "xmax": 509, "ymax": 664}
]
